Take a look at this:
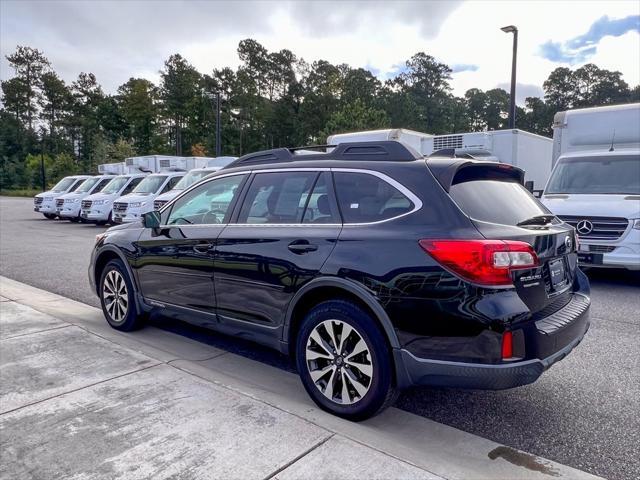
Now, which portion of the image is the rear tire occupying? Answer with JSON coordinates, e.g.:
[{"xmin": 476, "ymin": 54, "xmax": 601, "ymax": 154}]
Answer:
[
  {"xmin": 98, "ymin": 259, "xmax": 143, "ymax": 331},
  {"xmin": 295, "ymin": 299, "xmax": 397, "ymax": 421}
]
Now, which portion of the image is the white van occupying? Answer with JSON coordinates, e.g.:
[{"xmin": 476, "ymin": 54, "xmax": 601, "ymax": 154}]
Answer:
[
  {"xmin": 81, "ymin": 173, "xmax": 148, "ymax": 224},
  {"xmin": 34, "ymin": 175, "xmax": 92, "ymax": 219},
  {"xmin": 542, "ymin": 103, "xmax": 640, "ymax": 270},
  {"xmin": 56, "ymin": 175, "xmax": 115, "ymax": 222},
  {"xmin": 152, "ymin": 162, "xmax": 235, "ymax": 210},
  {"xmin": 112, "ymin": 171, "xmax": 184, "ymax": 223},
  {"xmin": 543, "ymin": 150, "xmax": 640, "ymax": 270}
]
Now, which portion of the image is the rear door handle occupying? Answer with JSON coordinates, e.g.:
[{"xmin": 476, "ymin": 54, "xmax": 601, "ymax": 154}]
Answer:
[
  {"xmin": 288, "ymin": 241, "xmax": 318, "ymax": 254},
  {"xmin": 193, "ymin": 242, "xmax": 213, "ymax": 254}
]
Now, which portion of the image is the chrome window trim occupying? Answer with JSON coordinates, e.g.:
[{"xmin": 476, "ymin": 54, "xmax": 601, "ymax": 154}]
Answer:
[{"xmin": 157, "ymin": 167, "xmax": 422, "ymax": 228}]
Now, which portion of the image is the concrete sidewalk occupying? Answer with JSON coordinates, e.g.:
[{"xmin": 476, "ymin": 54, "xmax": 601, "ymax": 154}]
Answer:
[{"xmin": 0, "ymin": 276, "xmax": 602, "ymax": 480}]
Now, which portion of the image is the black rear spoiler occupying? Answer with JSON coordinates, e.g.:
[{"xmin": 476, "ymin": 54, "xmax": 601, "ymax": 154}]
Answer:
[{"xmin": 426, "ymin": 157, "xmax": 525, "ymax": 192}]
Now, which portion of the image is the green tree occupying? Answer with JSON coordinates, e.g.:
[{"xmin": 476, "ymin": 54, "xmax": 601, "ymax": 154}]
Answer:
[
  {"xmin": 117, "ymin": 78, "xmax": 160, "ymax": 154},
  {"xmin": 160, "ymin": 54, "xmax": 202, "ymax": 155},
  {"xmin": 321, "ymin": 99, "xmax": 389, "ymax": 140},
  {"xmin": 5, "ymin": 46, "xmax": 50, "ymax": 130}
]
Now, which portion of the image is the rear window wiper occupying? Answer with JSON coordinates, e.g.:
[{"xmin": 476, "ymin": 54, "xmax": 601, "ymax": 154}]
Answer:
[{"xmin": 516, "ymin": 214, "xmax": 556, "ymax": 227}]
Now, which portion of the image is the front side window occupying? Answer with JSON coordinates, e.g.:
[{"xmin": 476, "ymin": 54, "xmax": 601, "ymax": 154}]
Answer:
[
  {"xmin": 122, "ymin": 177, "xmax": 143, "ymax": 195},
  {"xmin": 173, "ymin": 170, "xmax": 211, "ymax": 190},
  {"xmin": 133, "ymin": 175, "xmax": 168, "ymax": 195},
  {"xmin": 333, "ymin": 172, "xmax": 413, "ymax": 223},
  {"xmin": 93, "ymin": 178, "xmax": 112, "ymax": 192},
  {"xmin": 69, "ymin": 179, "xmax": 85, "ymax": 192},
  {"xmin": 237, "ymin": 171, "xmax": 317, "ymax": 224},
  {"xmin": 546, "ymin": 155, "xmax": 640, "ymax": 195},
  {"xmin": 166, "ymin": 174, "xmax": 245, "ymax": 225},
  {"xmin": 162, "ymin": 176, "xmax": 183, "ymax": 193}
]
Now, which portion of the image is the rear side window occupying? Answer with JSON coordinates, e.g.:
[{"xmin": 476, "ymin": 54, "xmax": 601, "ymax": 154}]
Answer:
[
  {"xmin": 450, "ymin": 179, "xmax": 550, "ymax": 226},
  {"xmin": 237, "ymin": 171, "xmax": 317, "ymax": 224},
  {"xmin": 333, "ymin": 172, "xmax": 413, "ymax": 223},
  {"xmin": 302, "ymin": 173, "xmax": 340, "ymax": 224}
]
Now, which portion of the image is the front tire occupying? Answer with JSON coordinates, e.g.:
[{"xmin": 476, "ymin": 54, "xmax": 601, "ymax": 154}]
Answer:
[
  {"xmin": 98, "ymin": 259, "xmax": 143, "ymax": 331},
  {"xmin": 295, "ymin": 300, "xmax": 397, "ymax": 421},
  {"xmin": 43, "ymin": 213, "xmax": 56, "ymax": 219}
]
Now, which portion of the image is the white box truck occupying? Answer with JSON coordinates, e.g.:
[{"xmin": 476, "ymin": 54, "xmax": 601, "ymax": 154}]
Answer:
[
  {"xmin": 542, "ymin": 103, "xmax": 640, "ymax": 270},
  {"xmin": 328, "ymin": 128, "xmax": 553, "ymax": 191}
]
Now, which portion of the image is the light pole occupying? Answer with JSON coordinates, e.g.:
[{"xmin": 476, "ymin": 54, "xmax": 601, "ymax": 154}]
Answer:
[{"xmin": 501, "ymin": 25, "xmax": 518, "ymax": 129}]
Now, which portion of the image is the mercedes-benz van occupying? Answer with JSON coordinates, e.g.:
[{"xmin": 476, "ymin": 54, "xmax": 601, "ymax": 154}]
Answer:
[
  {"xmin": 56, "ymin": 175, "xmax": 115, "ymax": 222},
  {"xmin": 34, "ymin": 175, "xmax": 92, "ymax": 219},
  {"xmin": 81, "ymin": 173, "xmax": 148, "ymax": 225}
]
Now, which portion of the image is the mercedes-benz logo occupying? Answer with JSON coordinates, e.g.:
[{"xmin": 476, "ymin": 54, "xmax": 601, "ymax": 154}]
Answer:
[{"xmin": 576, "ymin": 220, "xmax": 593, "ymax": 235}]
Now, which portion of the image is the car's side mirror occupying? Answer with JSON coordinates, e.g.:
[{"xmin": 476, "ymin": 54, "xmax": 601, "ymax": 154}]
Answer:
[
  {"xmin": 533, "ymin": 189, "xmax": 544, "ymax": 198},
  {"xmin": 524, "ymin": 180, "xmax": 534, "ymax": 193},
  {"xmin": 142, "ymin": 210, "xmax": 161, "ymax": 229}
]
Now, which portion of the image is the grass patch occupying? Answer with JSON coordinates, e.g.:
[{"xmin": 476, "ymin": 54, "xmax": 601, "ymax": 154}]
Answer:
[{"xmin": 0, "ymin": 189, "xmax": 42, "ymax": 197}]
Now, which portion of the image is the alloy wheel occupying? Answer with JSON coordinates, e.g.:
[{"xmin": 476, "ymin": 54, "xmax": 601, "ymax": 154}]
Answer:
[
  {"xmin": 102, "ymin": 270, "xmax": 128, "ymax": 324},
  {"xmin": 305, "ymin": 319, "xmax": 373, "ymax": 405}
]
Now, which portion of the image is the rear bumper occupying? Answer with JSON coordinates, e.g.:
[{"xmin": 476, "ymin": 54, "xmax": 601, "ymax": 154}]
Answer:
[{"xmin": 396, "ymin": 293, "xmax": 590, "ymax": 390}]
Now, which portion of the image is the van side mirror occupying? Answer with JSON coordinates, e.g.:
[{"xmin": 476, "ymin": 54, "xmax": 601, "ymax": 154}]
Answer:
[
  {"xmin": 142, "ymin": 211, "xmax": 161, "ymax": 229},
  {"xmin": 524, "ymin": 180, "xmax": 534, "ymax": 193},
  {"xmin": 533, "ymin": 189, "xmax": 544, "ymax": 198}
]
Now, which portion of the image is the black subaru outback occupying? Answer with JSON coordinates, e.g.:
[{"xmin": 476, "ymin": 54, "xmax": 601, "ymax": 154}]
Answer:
[{"xmin": 89, "ymin": 141, "xmax": 590, "ymax": 420}]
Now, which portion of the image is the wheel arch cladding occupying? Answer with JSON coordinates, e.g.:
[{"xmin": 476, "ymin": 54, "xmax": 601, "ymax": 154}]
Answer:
[
  {"xmin": 94, "ymin": 247, "xmax": 137, "ymax": 295},
  {"xmin": 284, "ymin": 278, "xmax": 401, "ymax": 359}
]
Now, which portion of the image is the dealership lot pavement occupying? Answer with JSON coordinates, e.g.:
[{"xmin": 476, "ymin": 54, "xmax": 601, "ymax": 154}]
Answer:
[
  {"xmin": 1, "ymin": 196, "xmax": 639, "ymax": 479},
  {"xmin": 0, "ymin": 277, "xmax": 600, "ymax": 480}
]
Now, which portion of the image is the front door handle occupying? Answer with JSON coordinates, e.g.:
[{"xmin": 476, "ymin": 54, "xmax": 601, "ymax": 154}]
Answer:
[
  {"xmin": 288, "ymin": 240, "xmax": 318, "ymax": 254},
  {"xmin": 193, "ymin": 242, "xmax": 213, "ymax": 254}
]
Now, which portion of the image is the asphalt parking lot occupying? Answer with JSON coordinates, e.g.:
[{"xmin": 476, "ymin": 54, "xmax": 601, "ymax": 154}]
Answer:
[{"xmin": 1, "ymin": 196, "xmax": 639, "ymax": 480}]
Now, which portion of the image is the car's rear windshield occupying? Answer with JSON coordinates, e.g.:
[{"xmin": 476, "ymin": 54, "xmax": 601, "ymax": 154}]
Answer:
[
  {"xmin": 132, "ymin": 175, "xmax": 167, "ymax": 194},
  {"xmin": 450, "ymin": 179, "xmax": 551, "ymax": 226},
  {"xmin": 546, "ymin": 155, "xmax": 640, "ymax": 194}
]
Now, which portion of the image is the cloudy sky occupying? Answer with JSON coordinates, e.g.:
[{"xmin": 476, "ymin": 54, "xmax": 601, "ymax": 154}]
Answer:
[{"xmin": 1, "ymin": 0, "xmax": 639, "ymax": 104}]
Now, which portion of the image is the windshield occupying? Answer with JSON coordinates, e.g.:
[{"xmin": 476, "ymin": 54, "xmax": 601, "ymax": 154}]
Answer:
[
  {"xmin": 51, "ymin": 177, "xmax": 76, "ymax": 192},
  {"xmin": 132, "ymin": 175, "xmax": 167, "ymax": 194},
  {"xmin": 450, "ymin": 179, "xmax": 551, "ymax": 226},
  {"xmin": 173, "ymin": 170, "xmax": 210, "ymax": 190},
  {"xmin": 546, "ymin": 155, "xmax": 640, "ymax": 194},
  {"xmin": 101, "ymin": 176, "xmax": 130, "ymax": 194},
  {"xmin": 75, "ymin": 177, "xmax": 99, "ymax": 193}
]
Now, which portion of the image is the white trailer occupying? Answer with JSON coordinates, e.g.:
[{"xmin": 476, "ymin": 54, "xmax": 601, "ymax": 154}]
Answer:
[
  {"xmin": 98, "ymin": 162, "xmax": 126, "ymax": 175},
  {"xmin": 551, "ymin": 102, "xmax": 640, "ymax": 164},
  {"xmin": 329, "ymin": 128, "xmax": 553, "ymax": 191}
]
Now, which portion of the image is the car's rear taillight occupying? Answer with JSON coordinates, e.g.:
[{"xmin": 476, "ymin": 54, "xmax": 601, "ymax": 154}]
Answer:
[{"xmin": 418, "ymin": 239, "xmax": 538, "ymax": 286}]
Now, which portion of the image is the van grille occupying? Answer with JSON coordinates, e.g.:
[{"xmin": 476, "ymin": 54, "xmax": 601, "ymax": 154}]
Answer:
[
  {"xmin": 433, "ymin": 135, "xmax": 463, "ymax": 151},
  {"xmin": 154, "ymin": 200, "xmax": 168, "ymax": 210},
  {"xmin": 55, "ymin": 199, "xmax": 64, "ymax": 207},
  {"xmin": 113, "ymin": 202, "xmax": 128, "ymax": 213},
  {"xmin": 34, "ymin": 197, "xmax": 43, "ymax": 205},
  {"xmin": 558, "ymin": 216, "xmax": 628, "ymax": 241},
  {"xmin": 588, "ymin": 245, "xmax": 616, "ymax": 253},
  {"xmin": 81, "ymin": 200, "xmax": 92, "ymax": 209}
]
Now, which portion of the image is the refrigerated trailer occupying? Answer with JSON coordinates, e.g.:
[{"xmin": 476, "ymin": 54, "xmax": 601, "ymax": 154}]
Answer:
[
  {"xmin": 124, "ymin": 155, "xmax": 216, "ymax": 174},
  {"xmin": 98, "ymin": 162, "xmax": 126, "ymax": 175},
  {"xmin": 328, "ymin": 128, "xmax": 553, "ymax": 190}
]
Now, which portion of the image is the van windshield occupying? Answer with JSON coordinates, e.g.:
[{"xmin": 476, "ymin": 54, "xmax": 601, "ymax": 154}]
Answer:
[
  {"xmin": 132, "ymin": 175, "xmax": 167, "ymax": 194},
  {"xmin": 546, "ymin": 155, "xmax": 640, "ymax": 194},
  {"xmin": 51, "ymin": 177, "xmax": 76, "ymax": 192},
  {"xmin": 75, "ymin": 177, "xmax": 100, "ymax": 193},
  {"xmin": 101, "ymin": 176, "xmax": 129, "ymax": 194}
]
